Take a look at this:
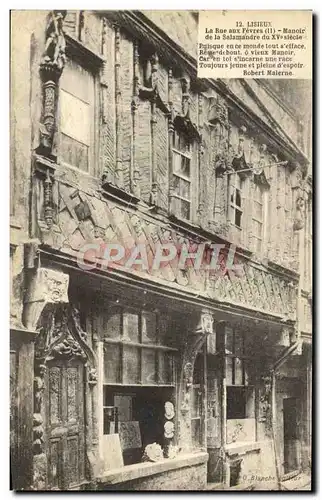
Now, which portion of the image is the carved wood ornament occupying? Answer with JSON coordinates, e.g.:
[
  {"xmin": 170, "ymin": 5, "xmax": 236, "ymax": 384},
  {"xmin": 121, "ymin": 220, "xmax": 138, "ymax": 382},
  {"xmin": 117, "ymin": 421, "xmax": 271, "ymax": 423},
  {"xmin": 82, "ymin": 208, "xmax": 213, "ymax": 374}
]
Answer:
[
  {"xmin": 33, "ymin": 303, "xmax": 96, "ymax": 456},
  {"xmin": 37, "ymin": 10, "xmax": 67, "ymax": 159},
  {"xmin": 179, "ymin": 311, "xmax": 213, "ymax": 452}
]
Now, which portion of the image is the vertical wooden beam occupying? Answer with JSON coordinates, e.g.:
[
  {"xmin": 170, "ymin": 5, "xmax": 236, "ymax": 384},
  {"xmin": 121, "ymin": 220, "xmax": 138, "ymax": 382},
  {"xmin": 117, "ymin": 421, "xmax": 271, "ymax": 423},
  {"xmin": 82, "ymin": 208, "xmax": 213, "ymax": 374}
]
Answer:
[
  {"xmin": 197, "ymin": 95, "xmax": 204, "ymax": 220},
  {"xmin": 114, "ymin": 25, "xmax": 123, "ymax": 187},
  {"xmin": 131, "ymin": 41, "xmax": 140, "ymax": 198},
  {"xmin": 150, "ymin": 53, "xmax": 158, "ymax": 205},
  {"xmin": 168, "ymin": 68, "xmax": 174, "ymax": 214},
  {"xmin": 18, "ymin": 341, "xmax": 35, "ymax": 489},
  {"xmin": 202, "ymin": 341, "xmax": 207, "ymax": 450}
]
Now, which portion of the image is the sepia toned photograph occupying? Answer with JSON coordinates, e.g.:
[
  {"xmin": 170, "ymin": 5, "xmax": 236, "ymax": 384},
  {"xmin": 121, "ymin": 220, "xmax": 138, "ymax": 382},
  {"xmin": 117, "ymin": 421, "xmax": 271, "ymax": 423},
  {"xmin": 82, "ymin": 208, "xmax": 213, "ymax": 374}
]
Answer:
[{"xmin": 10, "ymin": 10, "xmax": 312, "ymax": 491}]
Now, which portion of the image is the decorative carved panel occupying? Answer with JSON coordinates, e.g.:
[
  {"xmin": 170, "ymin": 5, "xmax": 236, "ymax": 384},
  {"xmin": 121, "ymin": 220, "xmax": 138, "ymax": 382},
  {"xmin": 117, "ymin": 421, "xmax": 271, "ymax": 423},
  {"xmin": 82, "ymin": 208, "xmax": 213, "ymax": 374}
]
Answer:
[{"xmin": 38, "ymin": 182, "xmax": 298, "ymax": 320}]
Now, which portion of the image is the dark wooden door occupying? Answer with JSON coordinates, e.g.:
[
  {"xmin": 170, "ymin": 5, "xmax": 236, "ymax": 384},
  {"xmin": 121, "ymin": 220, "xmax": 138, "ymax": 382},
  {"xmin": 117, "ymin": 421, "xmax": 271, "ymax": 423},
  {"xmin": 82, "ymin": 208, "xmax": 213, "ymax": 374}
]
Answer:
[
  {"xmin": 45, "ymin": 360, "xmax": 86, "ymax": 490},
  {"xmin": 283, "ymin": 397, "xmax": 300, "ymax": 474}
]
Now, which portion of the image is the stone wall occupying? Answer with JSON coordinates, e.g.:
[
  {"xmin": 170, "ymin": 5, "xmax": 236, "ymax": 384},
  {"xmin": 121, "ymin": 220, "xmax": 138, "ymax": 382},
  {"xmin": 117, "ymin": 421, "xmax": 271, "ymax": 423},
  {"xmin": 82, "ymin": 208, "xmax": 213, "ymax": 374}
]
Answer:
[{"xmin": 100, "ymin": 462, "xmax": 207, "ymax": 491}]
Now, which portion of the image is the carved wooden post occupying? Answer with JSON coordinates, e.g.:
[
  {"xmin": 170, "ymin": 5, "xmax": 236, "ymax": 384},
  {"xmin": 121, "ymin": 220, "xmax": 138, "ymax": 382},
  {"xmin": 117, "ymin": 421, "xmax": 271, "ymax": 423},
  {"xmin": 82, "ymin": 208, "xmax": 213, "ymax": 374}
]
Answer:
[
  {"xmin": 101, "ymin": 17, "xmax": 113, "ymax": 186},
  {"xmin": 150, "ymin": 53, "xmax": 159, "ymax": 205},
  {"xmin": 23, "ymin": 268, "xmax": 69, "ymax": 490},
  {"xmin": 131, "ymin": 41, "xmax": 141, "ymax": 198},
  {"xmin": 43, "ymin": 169, "xmax": 53, "ymax": 229},
  {"xmin": 37, "ymin": 11, "xmax": 67, "ymax": 160},
  {"xmin": 197, "ymin": 95, "xmax": 204, "ymax": 220},
  {"xmin": 178, "ymin": 310, "xmax": 213, "ymax": 453},
  {"xmin": 168, "ymin": 68, "xmax": 175, "ymax": 215},
  {"xmin": 114, "ymin": 25, "xmax": 123, "ymax": 187},
  {"xmin": 181, "ymin": 75, "xmax": 190, "ymax": 117}
]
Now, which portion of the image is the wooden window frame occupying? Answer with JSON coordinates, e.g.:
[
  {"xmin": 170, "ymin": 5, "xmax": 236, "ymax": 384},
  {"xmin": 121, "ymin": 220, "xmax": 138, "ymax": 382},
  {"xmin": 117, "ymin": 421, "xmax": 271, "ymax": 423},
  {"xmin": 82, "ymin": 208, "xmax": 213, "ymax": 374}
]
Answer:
[
  {"xmin": 172, "ymin": 129, "xmax": 193, "ymax": 221},
  {"xmin": 229, "ymin": 174, "xmax": 243, "ymax": 229},
  {"xmin": 57, "ymin": 39, "xmax": 102, "ymax": 176},
  {"xmin": 225, "ymin": 327, "xmax": 253, "ymax": 386},
  {"xmin": 252, "ymin": 183, "xmax": 265, "ymax": 253},
  {"xmin": 103, "ymin": 307, "xmax": 177, "ymax": 388}
]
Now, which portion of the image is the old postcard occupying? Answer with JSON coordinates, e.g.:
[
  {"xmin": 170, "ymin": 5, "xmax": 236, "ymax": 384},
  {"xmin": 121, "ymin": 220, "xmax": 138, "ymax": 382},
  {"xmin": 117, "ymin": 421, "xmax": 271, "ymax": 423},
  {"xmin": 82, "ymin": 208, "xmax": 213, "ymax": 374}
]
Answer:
[{"xmin": 10, "ymin": 9, "xmax": 312, "ymax": 491}]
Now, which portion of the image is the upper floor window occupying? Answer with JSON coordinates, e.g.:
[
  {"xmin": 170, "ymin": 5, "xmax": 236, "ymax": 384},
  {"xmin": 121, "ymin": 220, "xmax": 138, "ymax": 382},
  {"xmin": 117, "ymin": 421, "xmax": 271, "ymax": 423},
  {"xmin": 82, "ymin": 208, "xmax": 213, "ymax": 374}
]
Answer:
[
  {"xmin": 230, "ymin": 174, "xmax": 243, "ymax": 228},
  {"xmin": 59, "ymin": 58, "xmax": 95, "ymax": 172},
  {"xmin": 172, "ymin": 130, "xmax": 192, "ymax": 220},
  {"xmin": 252, "ymin": 184, "xmax": 265, "ymax": 253}
]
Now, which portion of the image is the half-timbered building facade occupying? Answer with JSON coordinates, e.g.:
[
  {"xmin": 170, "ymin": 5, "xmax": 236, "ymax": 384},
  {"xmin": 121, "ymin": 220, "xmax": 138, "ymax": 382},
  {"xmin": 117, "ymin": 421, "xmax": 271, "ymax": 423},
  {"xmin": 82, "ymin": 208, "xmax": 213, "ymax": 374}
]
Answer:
[{"xmin": 10, "ymin": 10, "xmax": 312, "ymax": 490}]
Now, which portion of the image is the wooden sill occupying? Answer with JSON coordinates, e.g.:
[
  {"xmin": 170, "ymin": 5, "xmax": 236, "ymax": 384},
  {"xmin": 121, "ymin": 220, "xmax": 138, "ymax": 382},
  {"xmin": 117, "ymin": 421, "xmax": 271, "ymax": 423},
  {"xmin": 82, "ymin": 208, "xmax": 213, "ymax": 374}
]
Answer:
[
  {"xmin": 225, "ymin": 441, "xmax": 261, "ymax": 456},
  {"xmin": 97, "ymin": 451, "xmax": 208, "ymax": 485}
]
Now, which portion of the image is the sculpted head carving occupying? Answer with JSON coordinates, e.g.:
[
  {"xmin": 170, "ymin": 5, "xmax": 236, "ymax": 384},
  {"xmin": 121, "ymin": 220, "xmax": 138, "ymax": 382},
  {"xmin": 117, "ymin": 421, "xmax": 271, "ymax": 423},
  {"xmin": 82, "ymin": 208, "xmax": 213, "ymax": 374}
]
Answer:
[
  {"xmin": 183, "ymin": 362, "xmax": 193, "ymax": 386},
  {"xmin": 42, "ymin": 10, "xmax": 67, "ymax": 71},
  {"xmin": 201, "ymin": 312, "xmax": 213, "ymax": 335},
  {"xmin": 164, "ymin": 420, "xmax": 175, "ymax": 439},
  {"xmin": 164, "ymin": 401, "xmax": 175, "ymax": 420},
  {"xmin": 42, "ymin": 269, "xmax": 69, "ymax": 303}
]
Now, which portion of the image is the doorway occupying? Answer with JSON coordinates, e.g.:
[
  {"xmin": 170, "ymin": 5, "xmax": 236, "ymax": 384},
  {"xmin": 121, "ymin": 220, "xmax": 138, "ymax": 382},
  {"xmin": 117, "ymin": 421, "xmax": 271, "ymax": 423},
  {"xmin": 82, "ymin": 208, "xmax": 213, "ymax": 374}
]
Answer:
[
  {"xmin": 283, "ymin": 397, "xmax": 300, "ymax": 474},
  {"xmin": 45, "ymin": 359, "xmax": 86, "ymax": 490}
]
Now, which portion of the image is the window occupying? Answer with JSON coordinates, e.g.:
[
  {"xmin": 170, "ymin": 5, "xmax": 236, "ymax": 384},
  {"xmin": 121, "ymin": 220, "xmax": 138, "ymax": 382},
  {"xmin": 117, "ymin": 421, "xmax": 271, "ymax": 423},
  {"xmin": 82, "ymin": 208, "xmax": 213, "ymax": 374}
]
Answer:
[
  {"xmin": 225, "ymin": 327, "xmax": 250, "ymax": 386},
  {"xmin": 172, "ymin": 130, "xmax": 192, "ymax": 220},
  {"xmin": 59, "ymin": 58, "xmax": 95, "ymax": 171},
  {"xmin": 230, "ymin": 174, "xmax": 243, "ymax": 228},
  {"xmin": 227, "ymin": 386, "xmax": 254, "ymax": 419},
  {"xmin": 103, "ymin": 307, "xmax": 176, "ymax": 387},
  {"xmin": 252, "ymin": 184, "xmax": 264, "ymax": 253},
  {"xmin": 103, "ymin": 305, "xmax": 177, "ymax": 464},
  {"xmin": 225, "ymin": 327, "xmax": 255, "ymax": 443}
]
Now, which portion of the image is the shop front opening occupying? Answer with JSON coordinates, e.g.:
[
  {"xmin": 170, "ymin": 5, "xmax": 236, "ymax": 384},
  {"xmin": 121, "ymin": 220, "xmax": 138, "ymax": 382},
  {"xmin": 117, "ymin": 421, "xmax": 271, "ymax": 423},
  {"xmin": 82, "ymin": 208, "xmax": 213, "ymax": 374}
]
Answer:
[{"xmin": 102, "ymin": 303, "xmax": 178, "ymax": 468}]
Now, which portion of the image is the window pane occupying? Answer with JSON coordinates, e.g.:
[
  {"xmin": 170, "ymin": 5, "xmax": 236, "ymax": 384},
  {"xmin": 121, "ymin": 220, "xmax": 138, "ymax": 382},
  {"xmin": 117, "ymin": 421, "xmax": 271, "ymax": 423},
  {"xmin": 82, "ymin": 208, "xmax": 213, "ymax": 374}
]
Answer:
[
  {"xmin": 173, "ymin": 130, "xmax": 180, "ymax": 149},
  {"xmin": 180, "ymin": 178, "xmax": 191, "ymax": 199},
  {"xmin": 253, "ymin": 185, "xmax": 263, "ymax": 203},
  {"xmin": 105, "ymin": 306, "xmax": 122, "ymax": 339},
  {"xmin": 234, "ymin": 330, "xmax": 243, "ymax": 357},
  {"xmin": 225, "ymin": 327, "xmax": 234, "ymax": 354},
  {"xmin": 245, "ymin": 388, "xmax": 255, "ymax": 417},
  {"xmin": 61, "ymin": 133, "xmax": 89, "ymax": 172},
  {"xmin": 179, "ymin": 134, "xmax": 190, "ymax": 154},
  {"xmin": 123, "ymin": 311, "xmax": 139, "ymax": 343},
  {"xmin": 235, "ymin": 209, "xmax": 242, "ymax": 228},
  {"xmin": 244, "ymin": 361, "xmax": 250, "ymax": 385},
  {"xmin": 173, "ymin": 155, "xmax": 190, "ymax": 178},
  {"xmin": 226, "ymin": 357, "xmax": 233, "ymax": 385},
  {"xmin": 180, "ymin": 199, "xmax": 191, "ymax": 220},
  {"xmin": 104, "ymin": 344, "xmax": 120, "ymax": 384},
  {"xmin": 159, "ymin": 352, "xmax": 174, "ymax": 384},
  {"xmin": 142, "ymin": 348, "xmax": 156, "ymax": 384},
  {"xmin": 255, "ymin": 237, "xmax": 262, "ymax": 253},
  {"xmin": 123, "ymin": 346, "xmax": 140, "ymax": 384},
  {"xmin": 253, "ymin": 220, "xmax": 262, "ymax": 238},
  {"xmin": 227, "ymin": 386, "xmax": 246, "ymax": 419},
  {"xmin": 173, "ymin": 151, "xmax": 182, "ymax": 174},
  {"xmin": 60, "ymin": 90, "xmax": 90, "ymax": 145},
  {"xmin": 253, "ymin": 201, "xmax": 263, "ymax": 220},
  {"xmin": 174, "ymin": 177, "xmax": 191, "ymax": 200},
  {"xmin": 235, "ymin": 358, "xmax": 243, "ymax": 385},
  {"xmin": 61, "ymin": 59, "xmax": 92, "ymax": 102},
  {"xmin": 141, "ymin": 311, "xmax": 157, "ymax": 344},
  {"xmin": 235, "ymin": 189, "xmax": 241, "ymax": 207},
  {"xmin": 114, "ymin": 395, "xmax": 132, "ymax": 422}
]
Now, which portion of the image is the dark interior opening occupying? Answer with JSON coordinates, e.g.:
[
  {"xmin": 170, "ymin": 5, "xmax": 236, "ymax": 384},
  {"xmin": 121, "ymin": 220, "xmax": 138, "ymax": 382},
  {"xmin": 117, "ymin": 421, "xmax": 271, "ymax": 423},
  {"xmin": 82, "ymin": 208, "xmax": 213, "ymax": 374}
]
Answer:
[
  {"xmin": 227, "ymin": 386, "xmax": 246, "ymax": 419},
  {"xmin": 230, "ymin": 459, "xmax": 242, "ymax": 487},
  {"xmin": 103, "ymin": 385, "xmax": 174, "ymax": 465}
]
